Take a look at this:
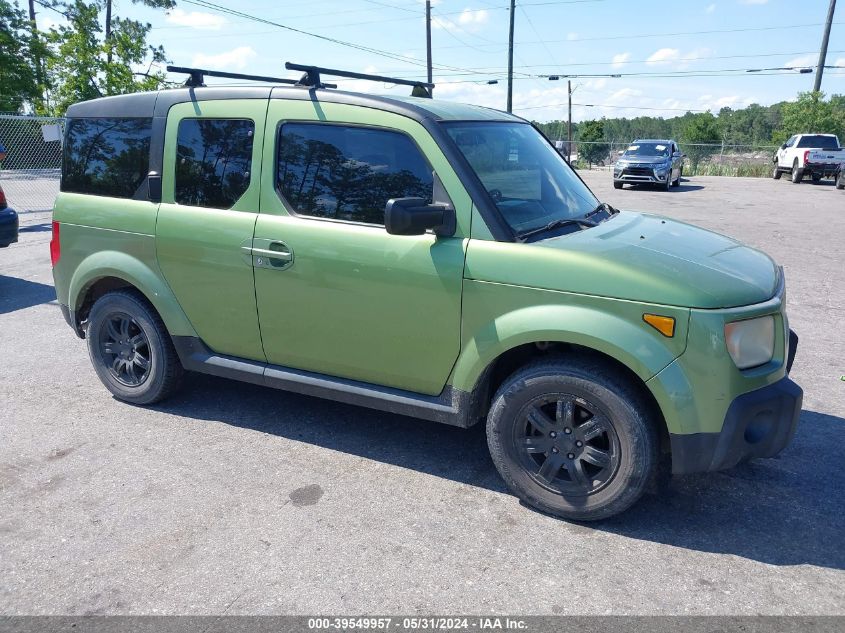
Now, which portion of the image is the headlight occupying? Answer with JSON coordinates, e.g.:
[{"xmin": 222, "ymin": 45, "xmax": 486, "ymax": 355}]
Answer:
[{"xmin": 724, "ymin": 315, "xmax": 775, "ymax": 369}]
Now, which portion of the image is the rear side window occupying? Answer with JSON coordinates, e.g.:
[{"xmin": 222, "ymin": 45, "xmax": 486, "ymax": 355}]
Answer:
[
  {"xmin": 62, "ymin": 118, "xmax": 152, "ymax": 198},
  {"xmin": 175, "ymin": 118, "xmax": 255, "ymax": 209},
  {"xmin": 276, "ymin": 123, "xmax": 433, "ymax": 225}
]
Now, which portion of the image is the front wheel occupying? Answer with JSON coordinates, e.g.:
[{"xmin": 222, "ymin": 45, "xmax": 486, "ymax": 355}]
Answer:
[
  {"xmin": 486, "ymin": 358, "xmax": 658, "ymax": 521},
  {"xmin": 772, "ymin": 165, "xmax": 782, "ymax": 180},
  {"xmin": 86, "ymin": 290, "xmax": 184, "ymax": 405},
  {"xmin": 613, "ymin": 181, "xmax": 623, "ymax": 189}
]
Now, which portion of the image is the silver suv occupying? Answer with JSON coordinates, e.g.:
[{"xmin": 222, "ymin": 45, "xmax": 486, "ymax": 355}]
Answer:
[{"xmin": 613, "ymin": 139, "xmax": 684, "ymax": 191}]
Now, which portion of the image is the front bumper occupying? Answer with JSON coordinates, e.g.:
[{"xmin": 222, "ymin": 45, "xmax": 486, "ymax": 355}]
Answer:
[
  {"xmin": 0, "ymin": 207, "xmax": 18, "ymax": 247},
  {"xmin": 613, "ymin": 166, "xmax": 669, "ymax": 184},
  {"xmin": 670, "ymin": 330, "xmax": 802, "ymax": 474}
]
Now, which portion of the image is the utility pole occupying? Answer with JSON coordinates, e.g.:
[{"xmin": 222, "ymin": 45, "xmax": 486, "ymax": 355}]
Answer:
[
  {"xmin": 567, "ymin": 80, "xmax": 572, "ymax": 163},
  {"xmin": 507, "ymin": 0, "xmax": 515, "ymax": 113},
  {"xmin": 425, "ymin": 0, "xmax": 433, "ymax": 94},
  {"xmin": 814, "ymin": 0, "xmax": 836, "ymax": 92},
  {"xmin": 27, "ymin": 0, "xmax": 45, "ymax": 99},
  {"xmin": 106, "ymin": 0, "xmax": 113, "ymax": 65}
]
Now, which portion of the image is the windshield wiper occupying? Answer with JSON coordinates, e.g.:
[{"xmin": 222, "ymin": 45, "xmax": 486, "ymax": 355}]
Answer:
[
  {"xmin": 585, "ymin": 201, "xmax": 618, "ymax": 220},
  {"xmin": 516, "ymin": 217, "xmax": 598, "ymax": 242}
]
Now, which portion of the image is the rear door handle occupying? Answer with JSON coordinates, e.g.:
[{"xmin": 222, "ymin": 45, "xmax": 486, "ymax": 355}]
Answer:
[{"xmin": 243, "ymin": 241, "xmax": 294, "ymax": 269}]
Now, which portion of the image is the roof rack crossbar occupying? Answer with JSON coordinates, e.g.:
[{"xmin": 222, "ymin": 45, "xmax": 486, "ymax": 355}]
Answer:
[
  {"xmin": 167, "ymin": 65, "xmax": 301, "ymax": 88},
  {"xmin": 285, "ymin": 62, "xmax": 434, "ymax": 98}
]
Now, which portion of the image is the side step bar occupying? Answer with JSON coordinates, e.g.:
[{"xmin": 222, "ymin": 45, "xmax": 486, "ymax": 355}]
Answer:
[{"xmin": 171, "ymin": 336, "xmax": 476, "ymax": 428}]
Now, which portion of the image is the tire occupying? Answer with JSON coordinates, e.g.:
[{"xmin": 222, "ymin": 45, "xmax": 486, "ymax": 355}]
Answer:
[
  {"xmin": 772, "ymin": 164, "xmax": 782, "ymax": 180},
  {"xmin": 86, "ymin": 289, "xmax": 183, "ymax": 405},
  {"xmin": 837, "ymin": 171, "xmax": 845, "ymax": 190},
  {"xmin": 613, "ymin": 181, "xmax": 623, "ymax": 189},
  {"xmin": 486, "ymin": 357, "xmax": 659, "ymax": 521},
  {"xmin": 791, "ymin": 160, "xmax": 803, "ymax": 184},
  {"xmin": 672, "ymin": 166, "xmax": 681, "ymax": 187},
  {"xmin": 663, "ymin": 173, "xmax": 671, "ymax": 191}
]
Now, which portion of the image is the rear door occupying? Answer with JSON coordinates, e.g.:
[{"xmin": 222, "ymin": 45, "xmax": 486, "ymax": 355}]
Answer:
[
  {"xmin": 155, "ymin": 100, "xmax": 267, "ymax": 360},
  {"xmin": 253, "ymin": 99, "xmax": 472, "ymax": 395}
]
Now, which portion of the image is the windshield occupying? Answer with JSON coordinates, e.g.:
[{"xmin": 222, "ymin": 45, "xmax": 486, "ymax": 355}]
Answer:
[
  {"xmin": 444, "ymin": 122, "xmax": 599, "ymax": 236},
  {"xmin": 796, "ymin": 135, "xmax": 840, "ymax": 149},
  {"xmin": 623, "ymin": 142, "xmax": 671, "ymax": 157}
]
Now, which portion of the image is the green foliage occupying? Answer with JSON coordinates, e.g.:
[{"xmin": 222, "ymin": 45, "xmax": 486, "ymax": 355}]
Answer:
[
  {"xmin": 773, "ymin": 91, "xmax": 845, "ymax": 144},
  {"xmin": 680, "ymin": 112, "xmax": 721, "ymax": 169},
  {"xmin": 0, "ymin": 0, "xmax": 50, "ymax": 112},
  {"xmin": 577, "ymin": 119, "xmax": 609, "ymax": 166},
  {"xmin": 44, "ymin": 1, "xmax": 168, "ymax": 115}
]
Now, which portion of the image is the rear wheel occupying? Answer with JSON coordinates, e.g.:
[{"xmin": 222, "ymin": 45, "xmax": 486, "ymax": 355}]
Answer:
[
  {"xmin": 86, "ymin": 290, "xmax": 183, "ymax": 405},
  {"xmin": 837, "ymin": 170, "xmax": 845, "ymax": 190},
  {"xmin": 486, "ymin": 358, "xmax": 658, "ymax": 521},
  {"xmin": 791, "ymin": 160, "xmax": 803, "ymax": 184}
]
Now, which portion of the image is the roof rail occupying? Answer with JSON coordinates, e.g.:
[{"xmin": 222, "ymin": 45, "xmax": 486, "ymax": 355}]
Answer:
[
  {"xmin": 166, "ymin": 65, "xmax": 340, "ymax": 89},
  {"xmin": 285, "ymin": 62, "xmax": 434, "ymax": 98}
]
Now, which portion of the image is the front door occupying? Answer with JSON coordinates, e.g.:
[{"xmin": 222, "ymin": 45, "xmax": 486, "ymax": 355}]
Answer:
[
  {"xmin": 253, "ymin": 100, "xmax": 470, "ymax": 395},
  {"xmin": 155, "ymin": 100, "xmax": 266, "ymax": 360}
]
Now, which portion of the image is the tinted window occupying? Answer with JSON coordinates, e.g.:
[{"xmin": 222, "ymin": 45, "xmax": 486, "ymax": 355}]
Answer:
[
  {"xmin": 277, "ymin": 123, "xmax": 433, "ymax": 225},
  {"xmin": 62, "ymin": 118, "xmax": 151, "ymax": 198},
  {"xmin": 796, "ymin": 135, "xmax": 840, "ymax": 149},
  {"xmin": 175, "ymin": 118, "xmax": 255, "ymax": 209}
]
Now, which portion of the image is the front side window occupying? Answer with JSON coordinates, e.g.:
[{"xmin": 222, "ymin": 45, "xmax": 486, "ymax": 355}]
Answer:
[
  {"xmin": 276, "ymin": 123, "xmax": 433, "ymax": 225},
  {"xmin": 445, "ymin": 122, "xmax": 598, "ymax": 236},
  {"xmin": 62, "ymin": 117, "xmax": 152, "ymax": 198},
  {"xmin": 175, "ymin": 118, "xmax": 254, "ymax": 209}
]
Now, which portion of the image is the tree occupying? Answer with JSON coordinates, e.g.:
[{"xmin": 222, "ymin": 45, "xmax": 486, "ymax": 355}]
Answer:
[
  {"xmin": 680, "ymin": 112, "xmax": 720, "ymax": 170},
  {"xmin": 773, "ymin": 91, "xmax": 845, "ymax": 144},
  {"xmin": 44, "ymin": 0, "xmax": 171, "ymax": 115},
  {"xmin": 0, "ymin": 0, "xmax": 48, "ymax": 112},
  {"xmin": 577, "ymin": 119, "xmax": 608, "ymax": 166}
]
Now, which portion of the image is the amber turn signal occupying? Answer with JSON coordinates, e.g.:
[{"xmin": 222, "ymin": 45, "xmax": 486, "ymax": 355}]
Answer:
[{"xmin": 643, "ymin": 314, "xmax": 675, "ymax": 337}]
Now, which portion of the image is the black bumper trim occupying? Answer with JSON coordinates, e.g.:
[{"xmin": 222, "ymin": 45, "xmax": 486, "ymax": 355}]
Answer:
[
  {"xmin": 59, "ymin": 303, "xmax": 85, "ymax": 338},
  {"xmin": 670, "ymin": 375, "xmax": 803, "ymax": 474}
]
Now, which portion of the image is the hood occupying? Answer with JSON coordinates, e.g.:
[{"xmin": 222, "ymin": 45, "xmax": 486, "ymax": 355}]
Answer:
[
  {"xmin": 619, "ymin": 155, "xmax": 670, "ymax": 165},
  {"xmin": 465, "ymin": 212, "xmax": 779, "ymax": 309}
]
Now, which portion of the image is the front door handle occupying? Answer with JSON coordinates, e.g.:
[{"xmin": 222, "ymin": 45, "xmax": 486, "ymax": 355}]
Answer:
[{"xmin": 243, "ymin": 241, "xmax": 294, "ymax": 269}]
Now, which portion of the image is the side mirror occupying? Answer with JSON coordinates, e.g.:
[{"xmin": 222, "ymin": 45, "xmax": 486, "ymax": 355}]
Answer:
[
  {"xmin": 385, "ymin": 198, "xmax": 456, "ymax": 237},
  {"xmin": 780, "ymin": 144, "xmax": 787, "ymax": 150},
  {"xmin": 672, "ymin": 151, "xmax": 682, "ymax": 158}
]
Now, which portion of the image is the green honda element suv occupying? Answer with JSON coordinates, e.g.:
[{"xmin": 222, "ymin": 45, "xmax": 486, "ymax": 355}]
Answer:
[{"xmin": 50, "ymin": 64, "xmax": 802, "ymax": 521}]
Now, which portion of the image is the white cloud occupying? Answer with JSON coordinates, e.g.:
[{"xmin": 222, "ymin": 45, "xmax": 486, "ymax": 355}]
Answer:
[
  {"xmin": 715, "ymin": 95, "xmax": 739, "ymax": 108},
  {"xmin": 166, "ymin": 8, "xmax": 227, "ymax": 30},
  {"xmin": 740, "ymin": 0, "xmax": 769, "ymax": 4},
  {"xmin": 192, "ymin": 46, "xmax": 256, "ymax": 70},
  {"xmin": 646, "ymin": 48, "xmax": 680, "ymax": 65},
  {"xmin": 457, "ymin": 8, "xmax": 488, "ymax": 26},
  {"xmin": 566, "ymin": 32, "xmax": 579, "ymax": 41},
  {"xmin": 784, "ymin": 54, "xmax": 816, "ymax": 69},
  {"xmin": 706, "ymin": 3, "xmax": 716, "ymax": 13},
  {"xmin": 834, "ymin": 57, "xmax": 845, "ymax": 68},
  {"xmin": 611, "ymin": 52, "xmax": 631, "ymax": 68}
]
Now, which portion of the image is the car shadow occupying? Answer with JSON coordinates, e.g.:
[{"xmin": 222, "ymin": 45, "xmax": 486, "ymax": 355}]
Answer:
[
  {"xmin": 0, "ymin": 275, "xmax": 56, "ymax": 314},
  {"xmin": 621, "ymin": 182, "xmax": 705, "ymax": 193},
  {"xmin": 154, "ymin": 373, "xmax": 845, "ymax": 571},
  {"xmin": 18, "ymin": 222, "xmax": 53, "ymax": 233}
]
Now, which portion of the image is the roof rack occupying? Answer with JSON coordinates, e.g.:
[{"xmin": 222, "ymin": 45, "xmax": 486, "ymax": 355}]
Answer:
[
  {"xmin": 166, "ymin": 65, "xmax": 337, "ymax": 89},
  {"xmin": 285, "ymin": 62, "xmax": 434, "ymax": 98}
]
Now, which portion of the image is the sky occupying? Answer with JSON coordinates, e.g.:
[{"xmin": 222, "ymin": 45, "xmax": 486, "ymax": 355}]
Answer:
[{"xmin": 39, "ymin": 0, "xmax": 845, "ymax": 122}]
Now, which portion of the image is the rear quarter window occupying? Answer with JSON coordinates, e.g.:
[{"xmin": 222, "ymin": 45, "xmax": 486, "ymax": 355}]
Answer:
[
  {"xmin": 797, "ymin": 135, "xmax": 840, "ymax": 149},
  {"xmin": 62, "ymin": 118, "xmax": 152, "ymax": 198}
]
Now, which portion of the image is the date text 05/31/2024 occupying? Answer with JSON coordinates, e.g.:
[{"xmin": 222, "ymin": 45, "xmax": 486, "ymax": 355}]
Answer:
[{"xmin": 307, "ymin": 617, "xmax": 529, "ymax": 630}]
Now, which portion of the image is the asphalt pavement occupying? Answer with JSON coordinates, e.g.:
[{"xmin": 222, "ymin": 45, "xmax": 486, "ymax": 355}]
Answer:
[{"xmin": 1, "ymin": 172, "xmax": 843, "ymax": 615}]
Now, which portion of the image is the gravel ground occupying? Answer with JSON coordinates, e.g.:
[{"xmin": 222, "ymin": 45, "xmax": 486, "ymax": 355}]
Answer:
[{"xmin": 0, "ymin": 172, "xmax": 843, "ymax": 615}]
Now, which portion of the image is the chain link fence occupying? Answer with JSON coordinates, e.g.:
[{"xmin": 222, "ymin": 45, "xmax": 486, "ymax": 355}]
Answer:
[
  {"xmin": 559, "ymin": 140, "xmax": 779, "ymax": 177},
  {"xmin": 0, "ymin": 114, "xmax": 65, "ymax": 213}
]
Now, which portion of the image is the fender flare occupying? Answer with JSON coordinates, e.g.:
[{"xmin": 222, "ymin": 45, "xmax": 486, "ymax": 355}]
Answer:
[
  {"xmin": 68, "ymin": 250, "xmax": 197, "ymax": 338},
  {"xmin": 449, "ymin": 303, "xmax": 688, "ymax": 394}
]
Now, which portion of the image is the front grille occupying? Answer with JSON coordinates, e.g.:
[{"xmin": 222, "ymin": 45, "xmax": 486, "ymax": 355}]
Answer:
[{"xmin": 623, "ymin": 167, "xmax": 655, "ymax": 177}]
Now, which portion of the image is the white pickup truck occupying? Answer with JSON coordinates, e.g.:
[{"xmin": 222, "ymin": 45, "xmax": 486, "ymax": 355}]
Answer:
[{"xmin": 773, "ymin": 134, "xmax": 845, "ymax": 183}]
